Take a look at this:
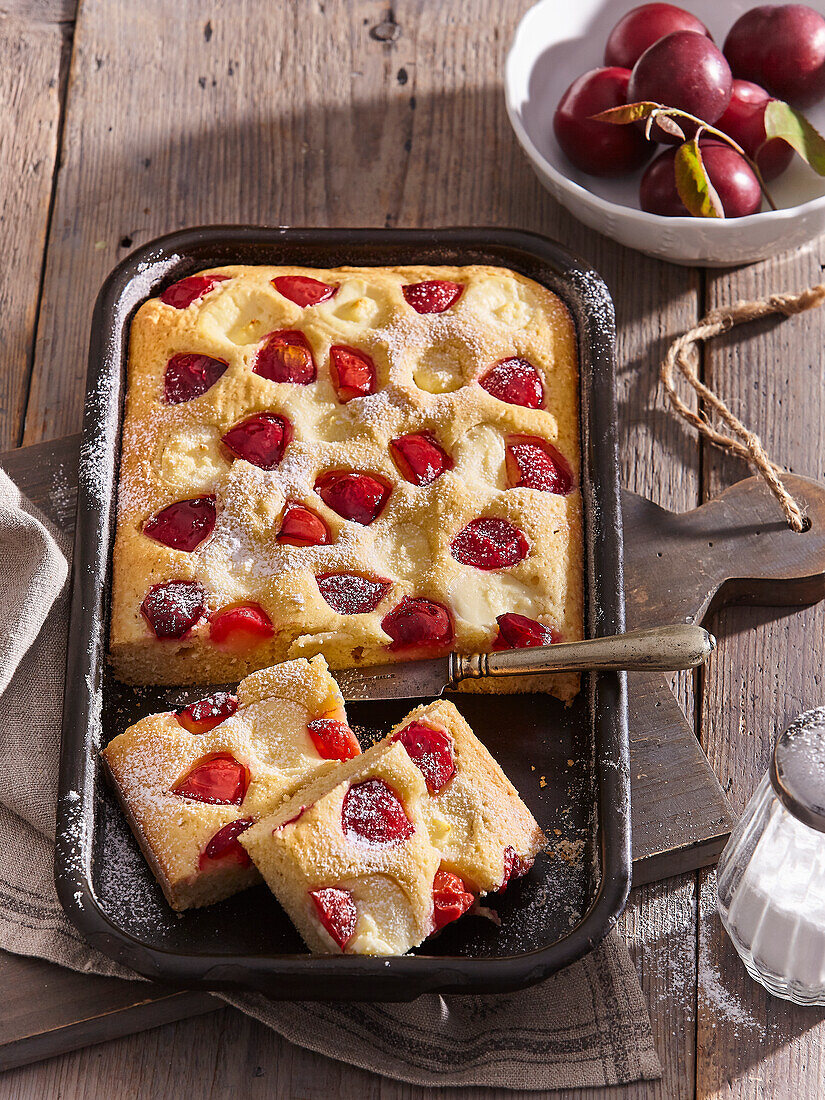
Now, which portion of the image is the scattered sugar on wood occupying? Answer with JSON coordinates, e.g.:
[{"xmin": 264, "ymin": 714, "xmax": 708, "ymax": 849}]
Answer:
[
  {"xmin": 699, "ymin": 872, "xmax": 762, "ymax": 1034},
  {"xmin": 49, "ymin": 462, "xmax": 77, "ymax": 528}
]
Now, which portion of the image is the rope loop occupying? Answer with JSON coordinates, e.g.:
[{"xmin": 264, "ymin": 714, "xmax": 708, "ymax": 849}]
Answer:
[{"xmin": 660, "ymin": 284, "xmax": 825, "ymax": 533}]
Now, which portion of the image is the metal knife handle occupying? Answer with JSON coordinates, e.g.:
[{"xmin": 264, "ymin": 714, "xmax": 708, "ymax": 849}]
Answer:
[{"xmin": 449, "ymin": 624, "xmax": 716, "ymax": 683}]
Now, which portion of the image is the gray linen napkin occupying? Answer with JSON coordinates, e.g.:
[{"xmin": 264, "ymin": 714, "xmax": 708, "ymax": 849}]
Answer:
[{"xmin": 0, "ymin": 467, "xmax": 661, "ymax": 1089}]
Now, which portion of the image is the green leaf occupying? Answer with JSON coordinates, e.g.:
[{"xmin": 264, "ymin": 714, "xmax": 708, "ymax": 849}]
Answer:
[
  {"xmin": 590, "ymin": 101, "xmax": 661, "ymax": 125},
  {"xmin": 674, "ymin": 138, "xmax": 724, "ymax": 218},
  {"xmin": 764, "ymin": 100, "xmax": 825, "ymax": 175}
]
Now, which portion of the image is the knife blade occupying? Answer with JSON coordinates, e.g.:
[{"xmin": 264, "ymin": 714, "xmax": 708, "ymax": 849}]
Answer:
[
  {"xmin": 331, "ymin": 656, "xmax": 451, "ymax": 702},
  {"xmin": 330, "ymin": 624, "xmax": 715, "ymax": 702}
]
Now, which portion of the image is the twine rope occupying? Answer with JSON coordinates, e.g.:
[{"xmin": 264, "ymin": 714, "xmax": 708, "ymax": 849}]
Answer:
[{"xmin": 660, "ymin": 283, "xmax": 825, "ymax": 533}]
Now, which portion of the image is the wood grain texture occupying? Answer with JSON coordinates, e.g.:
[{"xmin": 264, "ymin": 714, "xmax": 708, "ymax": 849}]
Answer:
[
  {"xmin": 0, "ymin": 952, "xmax": 216, "ymax": 1074},
  {"xmin": 625, "ymin": 474, "xmax": 825, "ymax": 626},
  {"xmin": 698, "ymin": 251, "xmax": 825, "ymax": 1098},
  {"xmin": 0, "ymin": 14, "xmax": 65, "ymax": 448},
  {"xmin": 0, "ymin": 0, "xmax": 75, "ymax": 24}
]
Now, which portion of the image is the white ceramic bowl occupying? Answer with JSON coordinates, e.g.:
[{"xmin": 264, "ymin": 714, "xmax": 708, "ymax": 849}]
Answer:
[{"xmin": 505, "ymin": 0, "xmax": 825, "ymax": 265}]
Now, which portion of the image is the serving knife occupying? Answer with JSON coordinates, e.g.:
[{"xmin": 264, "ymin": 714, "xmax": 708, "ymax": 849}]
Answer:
[{"xmin": 331, "ymin": 623, "xmax": 716, "ymax": 702}]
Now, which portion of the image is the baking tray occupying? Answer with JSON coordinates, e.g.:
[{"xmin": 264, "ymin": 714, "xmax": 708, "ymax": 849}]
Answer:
[{"xmin": 55, "ymin": 226, "xmax": 629, "ymax": 1000}]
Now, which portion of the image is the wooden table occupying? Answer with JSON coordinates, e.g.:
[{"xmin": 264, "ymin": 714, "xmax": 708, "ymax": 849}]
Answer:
[{"xmin": 2, "ymin": 1, "xmax": 824, "ymax": 1096}]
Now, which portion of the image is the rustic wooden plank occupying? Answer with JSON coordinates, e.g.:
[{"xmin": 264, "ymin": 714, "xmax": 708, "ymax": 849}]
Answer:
[
  {"xmin": 0, "ymin": 433, "xmax": 78, "ymax": 527},
  {"xmin": 0, "ymin": 14, "xmax": 64, "ymax": 448},
  {"xmin": 623, "ymin": 475, "xmax": 825, "ymax": 626},
  {"xmin": 698, "ymin": 251, "xmax": 825, "ymax": 1098},
  {"xmin": 628, "ymin": 674, "xmax": 732, "ymax": 886},
  {"xmin": 622, "ymin": 472, "xmax": 825, "ymax": 883},
  {"xmin": 11, "ymin": 0, "xmax": 705, "ymax": 1096},
  {"xmin": 0, "ymin": 1, "xmax": 76, "ymax": 22},
  {"xmin": 0, "ymin": 952, "xmax": 216, "ymax": 1074}
]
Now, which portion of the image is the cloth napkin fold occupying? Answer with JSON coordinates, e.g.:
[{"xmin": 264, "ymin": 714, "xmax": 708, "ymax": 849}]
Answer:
[{"xmin": 0, "ymin": 467, "xmax": 661, "ymax": 1090}]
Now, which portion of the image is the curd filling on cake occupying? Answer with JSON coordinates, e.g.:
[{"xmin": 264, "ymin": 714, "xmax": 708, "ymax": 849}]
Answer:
[
  {"xmin": 383, "ymin": 699, "xmax": 544, "ymax": 896},
  {"xmin": 109, "ymin": 263, "xmax": 582, "ymax": 700},
  {"xmin": 241, "ymin": 741, "xmax": 445, "ymax": 955}
]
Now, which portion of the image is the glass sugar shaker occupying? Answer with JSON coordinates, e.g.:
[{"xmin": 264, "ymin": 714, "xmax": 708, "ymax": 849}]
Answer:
[{"xmin": 717, "ymin": 706, "xmax": 825, "ymax": 1005}]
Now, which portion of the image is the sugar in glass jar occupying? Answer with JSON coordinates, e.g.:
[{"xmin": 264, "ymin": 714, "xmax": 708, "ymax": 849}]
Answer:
[{"xmin": 717, "ymin": 707, "xmax": 825, "ymax": 1005}]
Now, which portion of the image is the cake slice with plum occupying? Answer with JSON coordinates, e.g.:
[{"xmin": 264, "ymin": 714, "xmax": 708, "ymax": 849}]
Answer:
[
  {"xmin": 240, "ymin": 741, "xmax": 445, "ymax": 955},
  {"xmin": 241, "ymin": 697, "xmax": 544, "ymax": 954},
  {"xmin": 383, "ymin": 698, "xmax": 545, "ymax": 898},
  {"xmin": 101, "ymin": 655, "xmax": 359, "ymax": 910}
]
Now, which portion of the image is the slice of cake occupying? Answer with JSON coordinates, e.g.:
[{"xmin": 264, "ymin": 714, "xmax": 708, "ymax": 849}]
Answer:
[
  {"xmin": 240, "ymin": 741, "xmax": 445, "ymax": 955},
  {"xmin": 383, "ymin": 698, "xmax": 545, "ymax": 895},
  {"xmin": 241, "ymin": 697, "xmax": 545, "ymax": 955},
  {"xmin": 109, "ymin": 262, "xmax": 583, "ymax": 701},
  {"xmin": 101, "ymin": 655, "xmax": 359, "ymax": 910}
]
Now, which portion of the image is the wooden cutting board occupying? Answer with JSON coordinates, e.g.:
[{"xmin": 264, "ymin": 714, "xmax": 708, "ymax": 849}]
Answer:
[{"xmin": 3, "ymin": 435, "xmax": 825, "ymax": 1071}]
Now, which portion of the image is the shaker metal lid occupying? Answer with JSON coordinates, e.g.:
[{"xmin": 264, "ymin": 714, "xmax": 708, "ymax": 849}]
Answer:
[{"xmin": 770, "ymin": 706, "xmax": 825, "ymax": 834}]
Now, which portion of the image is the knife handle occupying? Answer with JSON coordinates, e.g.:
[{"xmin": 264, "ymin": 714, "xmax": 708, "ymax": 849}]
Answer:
[{"xmin": 450, "ymin": 624, "xmax": 716, "ymax": 682}]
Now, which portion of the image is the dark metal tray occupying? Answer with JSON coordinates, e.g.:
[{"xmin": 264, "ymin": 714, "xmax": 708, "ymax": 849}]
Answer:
[{"xmin": 55, "ymin": 226, "xmax": 629, "ymax": 1000}]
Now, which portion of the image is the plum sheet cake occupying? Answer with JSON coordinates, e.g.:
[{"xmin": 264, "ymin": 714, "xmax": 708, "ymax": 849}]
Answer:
[
  {"xmin": 101, "ymin": 655, "xmax": 359, "ymax": 910},
  {"xmin": 110, "ymin": 263, "xmax": 583, "ymax": 699}
]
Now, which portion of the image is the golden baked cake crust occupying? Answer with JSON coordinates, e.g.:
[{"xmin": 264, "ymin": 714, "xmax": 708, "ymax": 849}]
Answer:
[
  {"xmin": 109, "ymin": 263, "xmax": 582, "ymax": 699},
  {"xmin": 100, "ymin": 655, "xmax": 357, "ymax": 910}
]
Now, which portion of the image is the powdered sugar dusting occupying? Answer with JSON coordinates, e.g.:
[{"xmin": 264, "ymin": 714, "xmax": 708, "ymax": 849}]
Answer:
[
  {"xmin": 80, "ymin": 368, "xmax": 120, "ymax": 509},
  {"xmin": 96, "ymin": 791, "xmax": 179, "ymax": 937},
  {"xmin": 200, "ymin": 459, "xmax": 378, "ymax": 602},
  {"xmin": 699, "ymin": 872, "xmax": 762, "ymax": 1033},
  {"xmin": 50, "ymin": 463, "xmax": 77, "ymax": 528},
  {"xmin": 60, "ymin": 788, "xmax": 91, "ymax": 901},
  {"xmin": 112, "ymin": 263, "xmax": 580, "ymax": 670},
  {"xmin": 317, "ymin": 573, "xmax": 391, "ymax": 615},
  {"xmin": 342, "ymin": 777, "xmax": 415, "ymax": 846}
]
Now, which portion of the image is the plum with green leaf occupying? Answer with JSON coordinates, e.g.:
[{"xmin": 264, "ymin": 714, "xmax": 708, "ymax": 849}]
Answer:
[
  {"xmin": 640, "ymin": 140, "xmax": 762, "ymax": 216},
  {"xmin": 717, "ymin": 79, "xmax": 795, "ymax": 180},
  {"xmin": 762, "ymin": 97, "xmax": 825, "ymax": 174},
  {"xmin": 628, "ymin": 31, "xmax": 733, "ymax": 142},
  {"xmin": 572, "ymin": 5, "xmax": 825, "ymax": 219}
]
